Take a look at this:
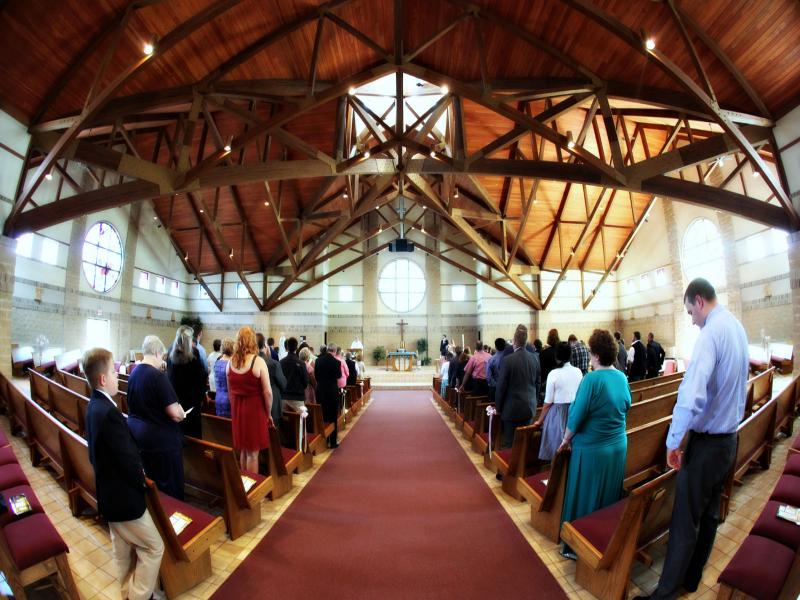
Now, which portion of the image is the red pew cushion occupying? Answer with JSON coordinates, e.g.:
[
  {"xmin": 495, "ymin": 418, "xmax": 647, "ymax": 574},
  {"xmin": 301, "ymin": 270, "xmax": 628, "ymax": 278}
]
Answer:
[
  {"xmin": 524, "ymin": 470, "xmax": 551, "ymax": 498},
  {"xmin": 0, "ymin": 464, "xmax": 28, "ymax": 489},
  {"xmin": 718, "ymin": 535, "xmax": 793, "ymax": 600},
  {"xmin": 158, "ymin": 492, "xmax": 219, "ymax": 546},
  {"xmin": 0, "ymin": 446, "xmax": 17, "ymax": 466},
  {"xmin": 0, "ymin": 484, "xmax": 44, "ymax": 527},
  {"xmin": 769, "ymin": 474, "xmax": 800, "ymax": 506},
  {"xmin": 495, "ymin": 449, "xmax": 512, "ymax": 467},
  {"xmin": 750, "ymin": 500, "xmax": 800, "ymax": 551},
  {"xmin": 783, "ymin": 454, "xmax": 800, "ymax": 477},
  {"xmin": 281, "ymin": 447, "xmax": 300, "ymax": 466},
  {"xmin": 568, "ymin": 497, "xmax": 626, "ymax": 554},
  {"xmin": 792, "ymin": 436, "xmax": 800, "ymax": 454},
  {"xmin": 3, "ymin": 513, "xmax": 69, "ymax": 570}
]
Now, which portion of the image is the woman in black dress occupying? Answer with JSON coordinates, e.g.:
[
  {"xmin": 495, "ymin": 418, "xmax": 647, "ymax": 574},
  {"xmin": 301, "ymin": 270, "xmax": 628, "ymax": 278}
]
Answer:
[
  {"xmin": 167, "ymin": 325, "xmax": 206, "ymax": 439},
  {"xmin": 127, "ymin": 335, "xmax": 187, "ymax": 498}
]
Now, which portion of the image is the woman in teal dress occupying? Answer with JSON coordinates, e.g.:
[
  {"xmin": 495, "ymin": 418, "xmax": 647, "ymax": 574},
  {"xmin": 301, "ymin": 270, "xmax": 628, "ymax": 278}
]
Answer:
[{"xmin": 557, "ymin": 329, "xmax": 631, "ymax": 558}]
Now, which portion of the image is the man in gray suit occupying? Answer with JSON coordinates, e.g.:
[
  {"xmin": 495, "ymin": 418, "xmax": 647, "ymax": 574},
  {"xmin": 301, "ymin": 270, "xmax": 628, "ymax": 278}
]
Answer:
[{"xmin": 496, "ymin": 325, "xmax": 541, "ymax": 449}]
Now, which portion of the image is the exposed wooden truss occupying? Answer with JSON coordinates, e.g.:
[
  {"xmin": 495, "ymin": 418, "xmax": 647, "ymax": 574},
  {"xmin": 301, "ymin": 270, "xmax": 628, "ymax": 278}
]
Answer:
[{"xmin": 2, "ymin": 0, "xmax": 796, "ymax": 313}]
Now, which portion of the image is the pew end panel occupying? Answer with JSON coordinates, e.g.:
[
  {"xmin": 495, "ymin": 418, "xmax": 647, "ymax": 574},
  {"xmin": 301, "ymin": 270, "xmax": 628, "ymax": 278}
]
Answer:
[
  {"xmin": 502, "ymin": 424, "xmax": 546, "ymax": 501},
  {"xmin": 59, "ymin": 426, "xmax": 98, "ymax": 517},
  {"xmin": 517, "ymin": 449, "xmax": 570, "ymax": 543},
  {"xmin": 623, "ymin": 416, "xmax": 671, "ymax": 490},
  {"xmin": 24, "ymin": 398, "xmax": 67, "ymax": 483},
  {"xmin": 144, "ymin": 480, "xmax": 225, "ymax": 598}
]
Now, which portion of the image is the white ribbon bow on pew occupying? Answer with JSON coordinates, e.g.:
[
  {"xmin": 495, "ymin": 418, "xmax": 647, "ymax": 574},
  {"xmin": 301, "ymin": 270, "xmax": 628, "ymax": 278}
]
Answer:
[
  {"xmin": 299, "ymin": 406, "xmax": 309, "ymax": 453},
  {"xmin": 486, "ymin": 406, "xmax": 497, "ymax": 459}
]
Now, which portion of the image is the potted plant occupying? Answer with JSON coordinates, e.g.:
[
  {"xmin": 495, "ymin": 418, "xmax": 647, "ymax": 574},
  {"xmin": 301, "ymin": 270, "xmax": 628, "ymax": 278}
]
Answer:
[
  {"xmin": 372, "ymin": 345, "xmax": 387, "ymax": 365},
  {"xmin": 416, "ymin": 337, "xmax": 429, "ymax": 366}
]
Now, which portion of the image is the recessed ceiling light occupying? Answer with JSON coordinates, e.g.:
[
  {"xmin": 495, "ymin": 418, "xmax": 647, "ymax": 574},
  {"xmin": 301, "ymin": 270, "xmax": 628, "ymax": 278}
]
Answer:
[
  {"xmin": 441, "ymin": 84, "xmax": 449, "ymax": 94},
  {"xmin": 45, "ymin": 171, "xmax": 53, "ymax": 181},
  {"xmin": 199, "ymin": 209, "xmax": 204, "ymax": 213},
  {"xmin": 143, "ymin": 41, "xmax": 155, "ymax": 56},
  {"xmin": 348, "ymin": 87, "xmax": 356, "ymax": 96},
  {"xmin": 264, "ymin": 201, "xmax": 269, "ymax": 206},
  {"xmin": 645, "ymin": 38, "xmax": 656, "ymax": 51}
]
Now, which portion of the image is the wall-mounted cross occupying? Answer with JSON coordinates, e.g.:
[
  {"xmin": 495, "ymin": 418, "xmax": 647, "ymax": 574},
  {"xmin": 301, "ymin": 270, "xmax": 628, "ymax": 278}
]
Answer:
[{"xmin": 397, "ymin": 318, "xmax": 408, "ymax": 349}]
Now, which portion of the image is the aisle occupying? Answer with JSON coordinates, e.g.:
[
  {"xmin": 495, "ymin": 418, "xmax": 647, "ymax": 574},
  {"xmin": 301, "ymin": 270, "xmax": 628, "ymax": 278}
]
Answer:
[{"xmin": 211, "ymin": 391, "xmax": 566, "ymax": 599}]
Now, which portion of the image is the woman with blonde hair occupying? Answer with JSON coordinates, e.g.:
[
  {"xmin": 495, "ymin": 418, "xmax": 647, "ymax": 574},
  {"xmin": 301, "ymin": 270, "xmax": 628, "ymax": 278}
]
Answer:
[
  {"xmin": 299, "ymin": 347, "xmax": 316, "ymax": 404},
  {"xmin": 167, "ymin": 325, "xmax": 206, "ymax": 439},
  {"xmin": 227, "ymin": 326, "xmax": 273, "ymax": 473}
]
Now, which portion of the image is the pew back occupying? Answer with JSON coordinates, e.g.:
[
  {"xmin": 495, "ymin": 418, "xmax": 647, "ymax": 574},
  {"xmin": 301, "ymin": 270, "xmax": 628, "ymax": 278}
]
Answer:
[
  {"xmin": 629, "ymin": 371, "xmax": 683, "ymax": 392},
  {"xmin": 744, "ymin": 367, "xmax": 774, "ymax": 419},
  {"xmin": 25, "ymin": 398, "xmax": 66, "ymax": 479},
  {"xmin": 630, "ymin": 378, "xmax": 682, "ymax": 404},
  {"xmin": 59, "ymin": 426, "xmax": 97, "ymax": 516},
  {"xmin": 58, "ymin": 370, "xmax": 91, "ymax": 397},
  {"xmin": 202, "ymin": 413, "xmax": 233, "ymax": 447},
  {"xmin": 626, "ymin": 392, "xmax": 677, "ymax": 431},
  {"xmin": 29, "ymin": 369, "xmax": 51, "ymax": 409},
  {"xmin": 624, "ymin": 416, "xmax": 671, "ymax": 489}
]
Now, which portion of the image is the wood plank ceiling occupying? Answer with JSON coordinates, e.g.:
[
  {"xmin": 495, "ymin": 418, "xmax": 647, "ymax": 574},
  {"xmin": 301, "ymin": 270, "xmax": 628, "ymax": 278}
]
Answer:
[{"xmin": 0, "ymin": 0, "xmax": 798, "ymax": 310}]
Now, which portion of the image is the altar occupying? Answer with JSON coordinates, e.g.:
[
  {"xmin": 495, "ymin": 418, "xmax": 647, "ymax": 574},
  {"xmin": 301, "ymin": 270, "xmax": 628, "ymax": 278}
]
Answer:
[{"xmin": 386, "ymin": 350, "xmax": 417, "ymax": 372}]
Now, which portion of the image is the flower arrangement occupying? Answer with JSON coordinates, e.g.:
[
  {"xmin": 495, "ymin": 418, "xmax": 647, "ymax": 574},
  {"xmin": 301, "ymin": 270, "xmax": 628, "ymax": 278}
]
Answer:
[{"xmin": 35, "ymin": 334, "xmax": 49, "ymax": 352}]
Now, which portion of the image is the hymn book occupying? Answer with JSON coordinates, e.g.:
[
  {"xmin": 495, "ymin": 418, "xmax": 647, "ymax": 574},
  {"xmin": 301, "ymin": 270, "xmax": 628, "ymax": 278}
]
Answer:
[
  {"xmin": 9, "ymin": 494, "xmax": 32, "ymax": 516},
  {"xmin": 169, "ymin": 511, "xmax": 193, "ymax": 535},
  {"xmin": 241, "ymin": 475, "xmax": 256, "ymax": 492},
  {"xmin": 776, "ymin": 505, "xmax": 800, "ymax": 526}
]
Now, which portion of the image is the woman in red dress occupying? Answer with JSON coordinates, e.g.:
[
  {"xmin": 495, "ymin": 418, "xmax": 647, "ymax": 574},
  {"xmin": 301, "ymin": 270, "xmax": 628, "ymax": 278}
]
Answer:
[{"xmin": 226, "ymin": 326, "xmax": 273, "ymax": 473}]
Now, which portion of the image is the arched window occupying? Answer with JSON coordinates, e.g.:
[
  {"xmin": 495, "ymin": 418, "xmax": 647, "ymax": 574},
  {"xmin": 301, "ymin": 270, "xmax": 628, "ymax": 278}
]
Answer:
[
  {"xmin": 681, "ymin": 218, "xmax": 726, "ymax": 289},
  {"xmin": 378, "ymin": 259, "xmax": 426, "ymax": 312},
  {"xmin": 82, "ymin": 221, "xmax": 123, "ymax": 293}
]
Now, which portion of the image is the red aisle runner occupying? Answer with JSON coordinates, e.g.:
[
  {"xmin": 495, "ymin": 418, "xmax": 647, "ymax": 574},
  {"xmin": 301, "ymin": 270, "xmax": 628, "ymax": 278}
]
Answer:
[{"xmin": 211, "ymin": 390, "xmax": 567, "ymax": 599}]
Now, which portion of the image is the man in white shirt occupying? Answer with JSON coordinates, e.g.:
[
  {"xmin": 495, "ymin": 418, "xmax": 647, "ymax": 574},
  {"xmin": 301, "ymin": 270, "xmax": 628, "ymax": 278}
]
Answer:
[{"xmin": 206, "ymin": 339, "xmax": 222, "ymax": 398}]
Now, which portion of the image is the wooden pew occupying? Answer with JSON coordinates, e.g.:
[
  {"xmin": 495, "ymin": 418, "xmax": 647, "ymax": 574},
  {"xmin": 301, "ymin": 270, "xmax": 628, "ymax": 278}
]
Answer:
[
  {"xmin": 59, "ymin": 425, "xmax": 98, "ymax": 517},
  {"xmin": 201, "ymin": 413, "xmax": 233, "ymax": 447},
  {"xmin": 470, "ymin": 402, "xmax": 501, "ymax": 456},
  {"xmin": 11, "ymin": 345, "xmax": 34, "ymax": 377},
  {"xmin": 560, "ymin": 469, "xmax": 678, "ymax": 600},
  {"xmin": 721, "ymin": 397, "xmax": 777, "ymax": 520},
  {"xmin": 31, "ymin": 370, "xmax": 87, "ymax": 435},
  {"xmin": 2, "ymin": 373, "xmax": 29, "ymax": 435},
  {"xmin": 628, "ymin": 371, "xmax": 683, "ymax": 392},
  {"xmin": 516, "ymin": 416, "xmax": 671, "ymax": 543},
  {"xmin": 305, "ymin": 401, "xmax": 335, "ymax": 444},
  {"xmin": 144, "ymin": 479, "xmax": 225, "ymax": 598},
  {"xmin": 774, "ymin": 375, "xmax": 799, "ymax": 438},
  {"xmin": 626, "ymin": 392, "xmax": 677, "ymax": 431},
  {"xmin": 55, "ymin": 349, "xmax": 82, "ymax": 374},
  {"xmin": 495, "ymin": 424, "xmax": 546, "ymax": 500},
  {"xmin": 462, "ymin": 394, "xmax": 489, "ymax": 440},
  {"xmin": 281, "ymin": 409, "xmax": 325, "ymax": 470},
  {"xmin": 57, "ymin": 369, "xmax": 91, "ymax": 397},
  {"xmin": 29, "ymin": 369, "xmax": 52, "ymax": 410},
  {"xmin": 262, "ymin": 425, "xmax": 302, "ymax": 499},
  {"xmin": 24, "ymin": 398, "xmax": 67, "ymax": 482},
  {"xmin": 183, "ymin": 436, "xmax": 273, "ymax": 540},
  {"xmin": 744, "ymin": 367, "xmax": 774, "ymax": 419},
  {"xmin": 630, "ymin": 378, "xmax": 682, "ymax": 404}
]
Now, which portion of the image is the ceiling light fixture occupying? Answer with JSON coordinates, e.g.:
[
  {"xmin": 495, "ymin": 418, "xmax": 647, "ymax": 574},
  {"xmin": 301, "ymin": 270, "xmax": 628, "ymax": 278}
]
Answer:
[
  {"xmin": 45, "ymin": 170, "xmax": 53, "ymax": 181},
  {"xmin": 364, "ymin": 149, "xmax": 370, "ymax": 158},
  {"xmin": 454, "ymin": 187, "xmax": 459, "ymax": 199},
  {"xmin": 153, "ymin": 216, "xmax": 158, "ymax": 221},
  {"xmin": 348, "ymin": 87, "xmax": 356, "ymax": 96},
  {"xmin": 430, "ymin": 149, "xmax": 436, "ymax": 158},
  {"xmin": 229, "ymin": 249, "xmax": 234, "ymax": 259},
  {"xmin": 566, "ymin": 131, "xmax": 576, "ymax": 149},
  {"xmin": 343, "ymin": 190, "xmax": 348, "ymax": 198},
  {"xmin": 753, "ymin": 170, "xmax": 760, "ymax": 177},
  {"xmin": 184, "ymin": 252, "xmax": 189, "ymax": 261},
  {"xmin": 264, "ymin": 201, "xmax": 270, "ymax": 206},
  {"xmin": 223, "ymin": 135, "xmax": 233, "ymax": 153},
  {"xmin": 143, "ymin": 40, "xmax": 155, "ymax": 56},
  {"xmin": 645, "ymin": 38, "xmax": 656, "ymax": 51},
  {"xmin": 199, "ymin": 208, "xmax": 204, "ymax": 213},
  {"xmin": 441, "ymin": 84, "xmax": 449, "ymax": 94}
]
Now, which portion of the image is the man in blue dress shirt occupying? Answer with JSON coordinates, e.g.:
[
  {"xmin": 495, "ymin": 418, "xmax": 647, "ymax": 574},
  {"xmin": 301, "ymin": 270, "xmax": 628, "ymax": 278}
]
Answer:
[{"xmin": 639, "ymin": 278, "xmax": 748, "ymax": 600}]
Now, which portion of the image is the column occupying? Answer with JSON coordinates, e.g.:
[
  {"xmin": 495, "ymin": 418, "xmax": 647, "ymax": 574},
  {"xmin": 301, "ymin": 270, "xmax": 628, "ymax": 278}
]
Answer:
[
  {"xmin": 362, "ymin": 214, "xmax": 378, "ymax": 364},
  {"xmin": 424, "ymin": 211, "xmax": 441, "ymax": 364},
  {"xmin": 62, "ymin": 216, "xmax": 87, "ymax": 351},
  {"xmin": 663, "ymin": 200, "xmax": 690, "ymax": 358},
  {"xmin": 0, "ymin": 236, "xmax": 17, "ymax": 378},
  {"xmin": 117, "ymin": 204, "xmax": 142, "ymax": 358},
  {"xmin": 789, "ymin": 231, "xmax": 800, "ymax": 376},
  {"xmin": 716, "ymin": 211, "xmax": 742, "ymax": 319}
]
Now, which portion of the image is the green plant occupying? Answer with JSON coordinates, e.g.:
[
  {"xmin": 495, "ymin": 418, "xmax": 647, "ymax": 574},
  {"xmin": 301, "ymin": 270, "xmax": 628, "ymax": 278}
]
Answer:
[
  {"xmin": 421, "ymin": 357, "xmax": 432, "ymax": 366},
  {"xmin": 372, "ymin": 345, "xmax": 387, "ymax": 364},
  {"xmin": 416, "ymin": 337, "xmax": 428, "ymax": 357}
]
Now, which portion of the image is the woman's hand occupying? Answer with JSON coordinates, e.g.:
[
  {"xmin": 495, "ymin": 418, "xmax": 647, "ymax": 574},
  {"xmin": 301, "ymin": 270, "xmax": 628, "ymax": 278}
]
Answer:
[
  {"xmin": 532, "ymin": 420, "xmax": 542, "ymax": 429},
  {"xmin": 556, "ymin": 438, "xmax": 571, "ymax": 454}
]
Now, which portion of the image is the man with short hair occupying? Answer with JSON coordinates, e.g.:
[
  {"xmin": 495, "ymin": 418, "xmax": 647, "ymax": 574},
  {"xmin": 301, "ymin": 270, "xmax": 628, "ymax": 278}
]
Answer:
[
  {"xmin": 646, "ymin": 332, "xmax": 666, "ymax": 379},
  {"xmin": 440, "ymin": 334, "xmax": 449, "ymax": 357},
  {"xmin": 207, "ymin": 339, "xmax": 222, "ymax": 398},
  {"xmin": 84, "ymin": 348, "xmax": 164, "ymax": 600},
  {"xmin": 614, "ymin": 331, "xmax": 628, "ymax": 374},
  {"xmin": 257, "ymin": 333, "xmax": 287, "ymax": 429},
  {"xmin": 568, "ymin": 334, "xmax": 589, "ymax": 375},
  {"xmin": 345, "ymin": 352, "xmax": 358, "ymax": 386},
  {"xmin": 495, "ymin": 326, "xmax": 540, "ymax": 449},
  {"xmin": 266, "ymin": 337, "xmax": 279, "ymax": 361},
  {"xmin": 627, "ymin": 331, "xmax": 647, "ymax": 381},
  {"xmin": 192, "ymin": 323, "xmax": 208, "ymax": 374},
  {"xmin": 636, "ymin": 278, "xmax": 748, "ymax": 600},
  {"xmin": 486, "ymin": 338, "xmax": 512, "ymax": 403},
  {"xmin": 280, "ymin": 337, "xmax": 309, "ymax": 412}
]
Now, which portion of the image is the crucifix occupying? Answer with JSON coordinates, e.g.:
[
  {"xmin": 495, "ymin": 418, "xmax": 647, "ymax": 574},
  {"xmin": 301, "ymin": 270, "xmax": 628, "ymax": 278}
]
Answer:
[{"xmin": 397, "ymin": 318, "xmax": 408, "ymax": 350}]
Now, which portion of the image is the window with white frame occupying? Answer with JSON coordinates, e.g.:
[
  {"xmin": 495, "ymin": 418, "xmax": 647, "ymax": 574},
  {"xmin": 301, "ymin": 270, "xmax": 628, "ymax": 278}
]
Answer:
[
  {"xmin": 236, "ymin": 283, "xmax": 249, "ymax": 299},
  {"xmin": 451, "ymin": 284, "xmax": 466, "ymax": 302},
  {"xmin": 82, "ymin": 222, "xmax": 123, "ymax": 293},
  {"xmin": 771, "ymin": 229, "xmax": 789, "ymax": 254},
  {"xmin": 639, "ymin": 273, "xmax": 651, "ymax": 290},
  {"xmin": 40, "ymin": 237, "xmax": 59, "ymax": 265},
  {"xmin": 338, "ymin": 286, "xmax": 353, "ymax": 302},
  {"xmin": 138, "ymin": 271, "xmax": 150, "ymax": 289},
  {"xmin": 15, "ymin": 233, "xmax": 33, "ymax": 258},
  {"xmin": 154, "ymin": 276, "xmax": 166, "ymax": 294},
  {"xmin": 655, "ymin": 267, "xmax": 667, "ymax": 287},
  {"xmin": 378, "ymin": 259, "xmax": 426, "ymax": 312},
  {"xmin": 625, "ymin": 278, "xmax": 637, "ymax": 295},
  {"xmin": 170, "ymin": 280, "xmax": 180, "ymax": 296},
  {"xmin": 681, "ymin": 218, "xmax": 726, "ymax": 289},
  {"xmin": 86, "ymin": 318, "xmax": 110, "ymax": 349}
]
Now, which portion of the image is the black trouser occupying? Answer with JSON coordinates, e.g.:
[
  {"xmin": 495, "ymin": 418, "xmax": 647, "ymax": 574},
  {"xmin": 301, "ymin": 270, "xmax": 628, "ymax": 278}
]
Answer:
[
  {"xmin": 652, "ymin": 432, "xmax": 736, "ymax": 600},
  {"xmin": 646, "ymin": 368, "xmax": 659, "ymax": 379},
  {"xmin": 629, "ymin": 373, "xmax": 645, "ymax": 382},
  {"xmin": 501, "ymin": 418, "xmax": 531, "ymax": 449},
  {"xmin": 471, "ymin": 378, "xmax": 489, "ymax": 397},
  {"xmin": 321, "ymin": 398, "xmax": 339, "ymax": 446}
]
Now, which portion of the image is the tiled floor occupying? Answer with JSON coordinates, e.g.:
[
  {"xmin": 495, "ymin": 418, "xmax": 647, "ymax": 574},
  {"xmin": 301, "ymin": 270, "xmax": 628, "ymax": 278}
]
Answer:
[
  {"xmin": 430, "ymin": 379, "xmax": 798, "ymax": 600},
  {"xmin": 5, "ymin": 374, "xmax": 796, "ymax": 599}
]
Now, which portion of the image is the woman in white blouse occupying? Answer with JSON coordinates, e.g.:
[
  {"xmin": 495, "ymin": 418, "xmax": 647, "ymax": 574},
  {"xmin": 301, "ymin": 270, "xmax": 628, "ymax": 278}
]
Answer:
[{"xmin": 533, "ymin": 342, "xmax": 583, "ymax": 460}]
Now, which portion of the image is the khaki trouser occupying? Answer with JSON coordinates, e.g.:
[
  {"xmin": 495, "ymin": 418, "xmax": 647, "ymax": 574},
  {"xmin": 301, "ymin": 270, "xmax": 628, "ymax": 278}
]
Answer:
[{"xmin": 109, "ymin": 510, "xmax": 165, "ymax": 600}]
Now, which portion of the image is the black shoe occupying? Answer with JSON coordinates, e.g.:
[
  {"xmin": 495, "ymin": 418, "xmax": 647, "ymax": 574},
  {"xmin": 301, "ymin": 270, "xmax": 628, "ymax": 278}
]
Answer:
[
  {"xmin": 632, "ymin": 596, "xmax": 650, "ymax": 600},
  {"xmin": 495, "ymin": 472, "xmax": 503, "ymax": 481},
  {"xmin": 560, "ymin": 549, "xmax": 577, "ymax": 560},
  {"xmin": 329, "ymin": 442, "xmax": 339, "ymax": 449}
]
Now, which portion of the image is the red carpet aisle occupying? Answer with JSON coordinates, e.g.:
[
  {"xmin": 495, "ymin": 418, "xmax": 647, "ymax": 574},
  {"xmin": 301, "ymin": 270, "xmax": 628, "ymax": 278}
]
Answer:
[{"xmin": 211, "ymin": 391, "xmax": 567, "ymax": 599}]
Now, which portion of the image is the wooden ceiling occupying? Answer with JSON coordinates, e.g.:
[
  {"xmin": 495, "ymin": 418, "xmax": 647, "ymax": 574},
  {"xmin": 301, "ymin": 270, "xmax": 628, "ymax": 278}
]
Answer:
[{"xmin": 1, "ymin": 0, "xmax": 798, "ymax": 311}]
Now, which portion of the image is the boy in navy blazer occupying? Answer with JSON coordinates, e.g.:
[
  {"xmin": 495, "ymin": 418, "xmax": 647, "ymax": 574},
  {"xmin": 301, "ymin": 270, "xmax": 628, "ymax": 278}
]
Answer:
[{"xmin": 84, "ymin": 348, "xmax": 164, "ymax": 600}]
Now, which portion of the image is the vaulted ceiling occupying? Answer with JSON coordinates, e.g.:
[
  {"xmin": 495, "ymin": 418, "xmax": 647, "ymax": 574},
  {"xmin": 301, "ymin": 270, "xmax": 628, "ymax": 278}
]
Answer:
[{"xmin": 1, "ymin": 0, "xmax": 798, "ymax": 311}]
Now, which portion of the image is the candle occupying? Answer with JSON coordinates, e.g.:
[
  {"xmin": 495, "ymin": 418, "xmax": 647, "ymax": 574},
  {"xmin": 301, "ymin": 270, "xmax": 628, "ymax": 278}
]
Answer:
[{"xmin": 461, "ymin": 333, "xmax": 465, "ymax": 349}]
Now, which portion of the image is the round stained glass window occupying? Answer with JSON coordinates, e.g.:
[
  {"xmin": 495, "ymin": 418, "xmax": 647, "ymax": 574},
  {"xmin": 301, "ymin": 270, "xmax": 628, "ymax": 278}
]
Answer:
[
  {"xmin": 82, "ymin": 221, "xmax": 123, "ymax": 293},
  {"xmin": 378, "ymin": 258, "xmax": 426, "ymax": 312}
]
